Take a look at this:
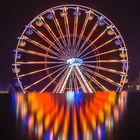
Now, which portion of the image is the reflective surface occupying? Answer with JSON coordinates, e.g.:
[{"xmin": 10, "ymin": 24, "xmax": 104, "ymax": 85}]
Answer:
[{"xmin": 11, "ymin": 91, "xmax": 128, "ymax": 140}]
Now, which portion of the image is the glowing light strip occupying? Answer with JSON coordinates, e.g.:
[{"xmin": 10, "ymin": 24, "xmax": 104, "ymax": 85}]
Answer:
[
  {"xmin": 74, "ymin": 68, "xmax": 87, "ymax": 93},
  {"xmin": 82, "ymin": 66, "xmax": 122, "ymax": 87},
  {"xmin": 53, "ymin": 14, "xmax": 69, "ymax": 53},
  {"xmin": 64, "ymin": 15, "xmax": 71, "ymax": 47},
  {"xmin": 87, "ymin": 81, "xmax": 96, "ymax": 93},
  {"xmin": 18, "ymin": 48, "xmax": 65, "ymax": 61},
  {"xmin": 80, "ymin": 37, "xmax": 116, "ymax": 58},
  {"xmin": 75, "ymin": 16, "xmax": 89, "ymax": 52},
  {"xmin": 83, "ymin": 59, "xmax": 127, "ymax": 63},
  {"xmin": 60, "ymin": 67, "xmax": 73, "ymax": 93},
  {"xmin": 69, "ymin": 74, "xmax": 72, "ymax": 91},
  {"xmin": 77, "ymin": 27, "xmax": 111, "ymax": 57},
  {"xmin": 40, "ymin": 17, "xmax": 68, "ymax": 57},
  {"xmin": 24, "ymin": 65, "xmax": 67, "ymax": 90},
  {"xmin": 52, "ymin": 68, "xmax": 70, "ymax": 93},
  {"xmin": 73, "ymin": 13, "xmax": 79, "ymax": 47},
  {"xmin": 77, "ymin": 22, "xmax": 98, "ymax": 55},
  {"xmin": 30, "ymin": 25, "xmax": 63, "ymax": 55},
  {"xmin": 40, "ymin": 66, "xmax": 68, "ymax": 93},
  {"xmin": 71, "ymin": 72, "xmax": 75, "ymax": 91},
  {"xmin": 23, "ymin": 36, "xmax": 60, "ymax": 57},
  {"xmin": 74, "ymin": 73, "xmax": 79, "ymax": 91},
  {"xmin": 80, "ymin": 68, "xmax": 109, "ymax": 92},
  {"xmin": 18, "ymin": 63, "xmax": 65, "ymax": 78},
  {"xmin": 83, "ymin": 48, "xmax": 122, "ymax": 60},
  {"xmin": 82, "ymin": 63, "xmax": 126, "ymax": 75},
  {"xmin": 16, "ymin": 61, "xmax": 65, "ymax": 65},
  {"xmin": 76, "ymin": 66, "xmax": 93, "ymax": 93}
]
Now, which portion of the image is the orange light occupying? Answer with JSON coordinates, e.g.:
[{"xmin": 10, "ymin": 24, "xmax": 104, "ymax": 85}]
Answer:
[
  {"xmin": 53, "ymin": 105, "xmax": 64, "ymax": 135},
  {"xmin": 28, "ymin": 114, "xmax": 34, "ymax": 134},
  {"xmin": 85, "ymin": 103, "xmax": 96, "ymax": 129},
  {"xmin": 79, "ymin": 106, "xmax": 88, "ymax": 133},
  {"xmin": 37, "ymin": 110, "xmax": 43, "ymax": 123},
  {"xmin": 62, "ymin": 105, "xmax": 70, "ymax": 140},
  {"xmin": 45, "ymin": 102, "xmax": 58, "ymax": 130},
  {"xmin": 73, "ymin": 105, "xmax": 78, "ymax": 140},
  {"xmin": 114, "ymin": 106, "xmax": 119, "ymax": 123},
  {"xmin": 37, "ymin": 123, "xmax": 43, "ymax": 139}
]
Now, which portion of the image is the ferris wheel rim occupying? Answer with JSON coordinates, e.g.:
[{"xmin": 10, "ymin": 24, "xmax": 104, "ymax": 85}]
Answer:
[{"xmin": 13, "ymin": 4, "xmax": 129, "ymax": 93}]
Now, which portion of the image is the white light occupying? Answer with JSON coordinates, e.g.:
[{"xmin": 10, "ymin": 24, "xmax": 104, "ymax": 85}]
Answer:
[
  {"xmin": 67, "ymin": 58, "xmax": 83, "ymax": 67},
  {"xmin": 60, "ymin": 67, "xmax": 73, "ymax": 93},
  {"xmin": 76, "ymin": 66, "xmax": 93, "ymax": 93}
]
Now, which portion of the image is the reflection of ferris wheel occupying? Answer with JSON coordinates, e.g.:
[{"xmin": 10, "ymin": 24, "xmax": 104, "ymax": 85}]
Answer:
[{"xmin": 12, "ymin": 4, "xmax": 128, "ymax": 93}]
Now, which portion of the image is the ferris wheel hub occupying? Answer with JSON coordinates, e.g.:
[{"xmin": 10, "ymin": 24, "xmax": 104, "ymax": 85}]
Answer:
[{"xmin": 67, "ymin": 58, "xmax": 83, "ymax": 67}]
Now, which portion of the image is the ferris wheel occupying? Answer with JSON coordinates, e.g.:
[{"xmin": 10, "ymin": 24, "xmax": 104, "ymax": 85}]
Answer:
[{"xmin": 12, "ymin": 4, "xmax": 128, "ymax": 93}]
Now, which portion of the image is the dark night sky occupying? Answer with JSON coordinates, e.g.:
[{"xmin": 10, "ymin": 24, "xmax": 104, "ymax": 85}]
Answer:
[{"xmin": 0, "ymin": 0, "xmax": 140, "ymax": 86}]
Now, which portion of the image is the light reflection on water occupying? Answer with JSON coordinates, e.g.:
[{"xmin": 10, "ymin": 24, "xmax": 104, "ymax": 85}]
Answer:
[{"xmin": 11, "ymin": 91, "xmax": 128, "ymax": 140}]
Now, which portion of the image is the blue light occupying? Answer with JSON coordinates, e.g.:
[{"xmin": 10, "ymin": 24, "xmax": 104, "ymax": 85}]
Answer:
[
  {"xmin": 67, "ymin": 58, "xmax": 83, "ymax": 67},
  {"xmin": 46, "ymin": 13, "xmax": 54, "ymax": 20},
  {"xmin": 115, "ymin": 39, "xmax": 122, "ymax": 46},
  {"xmin": 11, "ymin": 94, "xmax": 16, "ymax": 112},
  {"xmin": 26, "ymin": 27, "xmax": 33, "ymax": 35},
  {"xmin": 95, "ymin": 125, "xmax": 105, "ymax": 140},
  {"xmin": 73, "ymin": 11, "xmax": 81, "ymax": 16},
  {"xmin": 74, "ymin": 91, "xmax": 83, "ymax": 102},
  {"xmin": 66, "ymin": 91, "xmax": 83, "ymax": 103},
  {"xmin": 23, "ymin": 116, "xmax": 28, "ymax": 130},
  {"xmin": 44, "ymin": 131, "xmax": 52, "ymax": 140},
  {"xmin": 97, "ymin": 16, "xmax": 105, "ymax": 27}
]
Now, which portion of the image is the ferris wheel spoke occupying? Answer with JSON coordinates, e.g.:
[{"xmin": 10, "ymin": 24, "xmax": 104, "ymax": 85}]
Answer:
[
  {"xmin": 18, "ymin": 63, "xmax": 66, "ymax": 78},
  {"xmin": 83, "ymin": 59, "xmax": 127, "ymax": 63},
  {"xmin": 59, "ymin": 67, "xmax": 73, "ymax": 93},
  {"xmin": 81, "ymin": 66, "xmax": 122, "ymax": 87},
  {"xmin": 75, "ymin": 66, "xmax": 93, "ymax": 93},
  {"xmin": 71, "ymin": 72, "xmax": 76, "ymax": 91},
  {"xmin": 68, "ymin": 73, "xmax": 72, "ymax": 91},
  {"xmin": 17, "ymin": 48, "xmax": 65, "ymax": 61},
  {"xmin": 77, "ymin": 22, "xmax": 98, "ymax": 55},
  {"xmin": 73, "ymin": 68, "xmax": 88, "ymax": 93},
  {"xmin": 80, "ymin": 68, "xmax": 109, "ymax": 92},
  {"xmin": 16, "ymin": 61, "xmax": 65, "ymax": 65},
  {"xmin": 74, "ymin": 67, "xmax": 96, "ymax": 93},
  {"xmin": 77, "ymin": 26, "xmax": 111, "ymax": 57},
  {"xmin": 70, "ymin": 72, "xmax": 75, "ymax": 91},
  {"xmin": 75, "ymin": 16, "xmax": 89, "ymax": 52},
  {"xmin": 40, "ymin": 17, "xmax": 69, "ymax": 57},
  {"xmin": 73, "ymin": 11, "xmax": 79, "ymax": 47},
  {"xmin": 82, "ymin": 63, "xmax": 126, "ymax": 75},
  {"xmin": 53, "ymin": 13, "xmax": 70, "ymax": 54},
  {"xmin": 74, "ymin": 73, "xmax": 79, "ymax": 91},
  {"xmin": 30, "ymin": 25, "xmax": 65, "ymax": 55},
  {"xmin": 24, "ymin": 65, "xmax": 67, "ymax": 90},
  {"xmin": 83, "ymin": 48, "xmax": 124, "ymax": 60},
  {"xmin": 52, "ymin": 67, "xmax": 70, "ymax": 93},
  {"xmin": 80, "ymin": 37, "xmax": 117, "ymax": 58},
  {"xmin": 23, "ymin": 35, "xmax": 62, "ymax": 58},
  {"xmin": 87, "ymin": 80, "xmax": 96, "ymax": 93},
  {"xmin": 64, "ymin": 14, "xmax": 71, "ymax": 47},
  {"xmin": 40, "ymin": 66, "xmax": 68, "ymax": 93}
]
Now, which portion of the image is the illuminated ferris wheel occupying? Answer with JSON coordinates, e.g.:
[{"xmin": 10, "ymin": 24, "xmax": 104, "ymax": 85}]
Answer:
[{"xmin": 12, "ymin": 4, "xmax": 128, "ymax": 93}]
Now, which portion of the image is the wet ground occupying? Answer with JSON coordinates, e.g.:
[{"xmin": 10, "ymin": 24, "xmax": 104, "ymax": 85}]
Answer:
[{"xmin": 0, "ymin": 91, "xmax": 140, "ymax": 140}]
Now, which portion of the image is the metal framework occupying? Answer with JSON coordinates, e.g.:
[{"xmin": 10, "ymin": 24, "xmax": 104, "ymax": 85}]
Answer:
[{"xmin": 13, "ymin": 4, "xmax": 128, "ymax": 93}]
